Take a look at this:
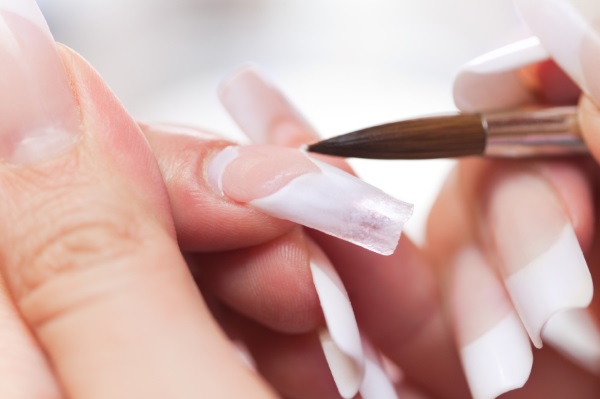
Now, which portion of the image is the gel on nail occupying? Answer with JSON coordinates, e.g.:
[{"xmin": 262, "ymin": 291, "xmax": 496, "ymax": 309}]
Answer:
[
  {"xmin": 0, "ymin": 0, "xmax": 80, "ymax": 165},
  {"xmin": 207, "ymin": 145, "xmax": 413, "ymax": 255}
]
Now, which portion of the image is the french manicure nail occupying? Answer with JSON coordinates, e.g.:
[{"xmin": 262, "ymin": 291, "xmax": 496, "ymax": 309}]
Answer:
[
  {"xmin": 0, "ymin": 0, "xmax": 80, "ymax": 165},
  {"xmin": 487, "ymin": 171, "xmax": 593, "ymax": 347},
  {"xmin": 542, "ymin": 308, "xmax": 600, "ymax": 375},
  {"xmin": 453, "ymin": 37, "xmax": 550, "ymax": 112},
  {"xmin": 451, "ymin": 247, "xmax": 532, "ymax": 399},
  {"xmin": 219, "ymin": 66, "xmax": 314, "ymax": 146},
  {"xmin": 309, "ymin": 241, "xmax": 364, "ymax": 398},
  {"xmin": 359, "ymin": 339, "xmax": 398, "ymax": 399},
  {"xmin": 206, "ymin": 145, "xmax": 413, "ymax": 255},
  {"xmin": 515, "ymin": 0, "xmax": 600, "ymax": 104}
]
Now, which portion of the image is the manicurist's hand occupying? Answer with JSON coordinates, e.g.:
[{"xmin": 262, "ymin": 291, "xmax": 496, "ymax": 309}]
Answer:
[{"xmin": 425, "ymin": 1, "xmax": 600, "ymax": 398}]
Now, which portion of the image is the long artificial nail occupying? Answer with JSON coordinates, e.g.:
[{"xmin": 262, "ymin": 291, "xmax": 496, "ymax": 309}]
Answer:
[
  {"xmin": 515, "ymin": 0, "xmax": 600, "ymax": 104},
  {"xmin": 486, "ymin": 171, "xmax": 593, "ymax": 347},
  {"xmin": 359, "ymin": 339, "xmax": 398, "ymax": 399},
  {"xmin": 453, "ymin": 37, "xmax": 550, "ymax": 112},
  {"xmin": 542, "ymin": 308, "xmax": 600, "ymax": 375},
  {"xmin": 206, "ymin": 145, "xmax": 413, "ymax": 255},
  {"xmin": 219, "ymin": 66, "xmax": 313, "ymax": 146},
  {"xmin": 451, "ymin": 247, "xmax": 532, "ymax": 399},
  {"xmin": 0, "ymin": 0, "xmax": 80, "ymax": 165},
  {"xmin": 309, "ymin": 241, "xmax": 364, "ymax": 398}
]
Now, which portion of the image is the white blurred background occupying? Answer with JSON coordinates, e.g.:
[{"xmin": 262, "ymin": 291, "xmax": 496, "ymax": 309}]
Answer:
[{"xmin": 38, "ymin": 0, "xmax": 529, "ymax": 243}]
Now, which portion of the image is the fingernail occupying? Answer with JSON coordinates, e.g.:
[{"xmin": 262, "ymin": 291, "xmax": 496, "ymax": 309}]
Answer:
[
  {"xmin": 219, "ymin": 66, "xmax": 315, "ymax": 145},
  {"xmin": 542, "ymin": 308, "xmax": 600, "ymax": 375},
  {"xmin": 486, "ymin": 171, "xmax": 593, "ymax": 347},
  {"xmin": 451, "ymin": 247, "xmax": 532, "ymax": 399},
  {"xmin": 309, "ymin": 241, "xmax": 364, "ymax": 398},
  {"xmin": 0, "ymin": 0, "xmax": 80, "ymax": 165},
  {"xmin": 453, "ymin": 37, "xmax": 550, "ymax": 112},
  {"xmin": 206, "ymin": 145, "xmax": 413, "ymax": 255},
  {"xmin": 515, "ymin": 0, "xmax": 600, "ymax": 104},
  {"xmin": 359, "ymin": 339, "xmax": 398, "ymax": 399}
]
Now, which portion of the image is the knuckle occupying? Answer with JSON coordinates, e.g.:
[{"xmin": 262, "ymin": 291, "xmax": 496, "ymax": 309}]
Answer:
[{"xmin": 6, "ymin": 193, "xmax": 143, "ymax": 298}]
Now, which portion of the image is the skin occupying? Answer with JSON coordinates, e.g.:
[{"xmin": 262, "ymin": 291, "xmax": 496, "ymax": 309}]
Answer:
[{"xmin": 3, "ymin": 39, "xmax": 600, "ymax": 399}]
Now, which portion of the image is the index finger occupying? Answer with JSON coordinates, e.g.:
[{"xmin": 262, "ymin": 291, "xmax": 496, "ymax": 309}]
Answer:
[{"xmin": 220, "ymin": 67, "xmax": 471, "ymax": 399}]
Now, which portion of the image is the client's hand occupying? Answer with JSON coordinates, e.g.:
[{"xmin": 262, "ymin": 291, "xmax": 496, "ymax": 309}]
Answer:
[{"xmin": 0, "ymin": 2, "xmax": 463, "ymax": 399}]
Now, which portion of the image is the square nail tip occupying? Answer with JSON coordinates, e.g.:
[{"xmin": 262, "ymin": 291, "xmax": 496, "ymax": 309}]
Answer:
[
  {"xmin": 542, "ymin": 309, "xmax": 600, "ymax": 375},
  {"xmin": 359, "ymin": 357, "xmax": 399, "ymax": 399},
  {"xmin": 319, "ymin": 329, "xmax": 363, "ymax": 399},
  {"xmin": 310, "ymin": 262, "xmax": 364, "ymax": 366},
  {"xmin": 514, "ymin": 0, "xmax": 600, "ymax": 103},
  {"xmin": 251, "ymin": 177, "xmax": 411, "ymax": 256},
  {"xmin": 460, "ymin": 312, "xmax": 533, "ymax": 399},
  {"xmin": 504, "ymin": 225, "xmax": 593, "ymax": 348}
]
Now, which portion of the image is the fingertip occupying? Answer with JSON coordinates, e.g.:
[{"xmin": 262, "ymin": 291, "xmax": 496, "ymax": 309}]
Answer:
[{"xmin": 579, "ymin": 95, "xmax": 600, "ymax": 164}]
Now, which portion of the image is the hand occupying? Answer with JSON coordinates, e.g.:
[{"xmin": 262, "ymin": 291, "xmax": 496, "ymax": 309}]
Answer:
[
  {"xmin": 0, "ymin": 2, "xmax": 464, "ymax": 399},
  {"xmin": 426, "ymin": 1, "xmax": 600, "ymax": 398}
]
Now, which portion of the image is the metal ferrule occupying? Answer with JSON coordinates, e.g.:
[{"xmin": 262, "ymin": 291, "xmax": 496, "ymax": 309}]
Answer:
[{"xmin": 483, "ymin": 106, "xmax": 587, "ymax": 157}]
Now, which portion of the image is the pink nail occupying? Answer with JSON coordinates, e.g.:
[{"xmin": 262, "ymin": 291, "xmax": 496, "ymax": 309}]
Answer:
[
  {"xmin": 207, "ymin": 145, "xmax": 413, "ymax": 255},
  {"xmin": 0, "ymin": 0, "xmax": 79, "ymax": 165}
]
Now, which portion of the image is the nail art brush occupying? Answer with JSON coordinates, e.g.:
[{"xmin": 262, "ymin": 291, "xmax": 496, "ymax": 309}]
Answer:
[{"xmin": 307, "ymin": 106, "xmax": 586, "ymax": 159}]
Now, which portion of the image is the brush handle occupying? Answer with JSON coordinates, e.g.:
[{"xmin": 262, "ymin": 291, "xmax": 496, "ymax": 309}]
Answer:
[{"xmin": 483, "ymin": 106, "xmax": 586, "ymax": 157}]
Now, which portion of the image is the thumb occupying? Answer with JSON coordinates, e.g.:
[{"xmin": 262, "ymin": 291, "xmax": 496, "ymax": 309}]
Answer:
[{"xmin": 0, "ymin": 2, "xmax": 274, "ymax": 398}]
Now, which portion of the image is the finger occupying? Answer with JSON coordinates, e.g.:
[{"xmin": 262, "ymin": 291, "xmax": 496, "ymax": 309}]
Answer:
[
  {"xmin": 427, "ymin": 158, "xmax": 599, "ymax": 395},
  {"xmin": 195, "ymin": 229, "xmax": 366, "ymax": 398},
  {"xmin": 193, "ymin": 227, "xmax": 323, "ymax": 333},
  {"xmin": 515, "ymin": 59, "xmax": 581, "ymax": 105},
  {"xmin": 0, "ymin": 3, "xmax": 276, "ymax": 397},
  {"xmin": 140, "ymin": 122, "xmax": 295, "ymax": 251},
  {"xmin": 217, "ymin": 308, "xmax": 402, "ymax": 399},
  {"xmin": 514, "ymin": 0, "xmax": 600, "ymax": 106},
  {"xmin": 579, "ymin": 96, "xmax": 600, "ymax": 163},
  {"xmin": 220, "ymin": 66, "xmax": 470, "ymax": 398},
  {"xmin": 0, "ymin": 278, "xmax": 62, "ymax": 398},
  {"xmin": 141, "ymin": 123, "xmax": 411, "ymax": 256},
  {"xmin": 448, "ymin": 244, "xmax": 533, "ymax": 399}
]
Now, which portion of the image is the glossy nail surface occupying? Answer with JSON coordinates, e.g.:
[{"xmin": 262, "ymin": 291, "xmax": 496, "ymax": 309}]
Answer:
[
  {"xmin": 309, "ymin": 242, "xmax": 364, "ymax": 398},
  {"xmin": 451, "ymin": 247, "xmax": 532, "ymax": 399},
  {"xmin": 0, "ymin": 0, "xmax": 79, "ymax": 165},
  {"xmin": 486, "ymin": 171, "xmax": 592, "ymax": 347},
  {"xmin": 453, "ymin": 37, "xmax": 550, "ymax": 112},
  {"xmin": 219, "ymin": 66, "xmax": 313, "ymax": 146},
  {"xmin": 543, "ymin": 308, "xmax": 600, "ymax": 374},
  {"xmin": 359, "ymin": 339, "xmax": 398, "ymax": 399},
  {"xmin": 207, "ymin": 145, "xmax": 413, "ymax": 255},
  {"xmin": 515, "ymin": 0, "xmax": 600, "ymax": 104}
]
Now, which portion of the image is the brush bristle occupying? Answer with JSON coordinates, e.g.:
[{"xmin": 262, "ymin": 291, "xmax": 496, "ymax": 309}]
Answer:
[{"xmin": 308, "ymin": 114, "xmax": 485, "ymax": 160}]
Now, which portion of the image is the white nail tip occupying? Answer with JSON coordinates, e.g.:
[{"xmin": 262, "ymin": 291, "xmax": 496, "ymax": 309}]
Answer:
[
  {"xmin": 206, "ymin": 146, "xmax": 239, "ymax": 195},
  {"xmin": 359, "ymin": 357, "xmax": 399, "ymax": 399},
  {"xmin": 542, "ymin": 308, "xmax": 600, "ymax": 375},
  {"xmin": 514, "ymin": 0, "xmax": 600, "ymax": 100},
  {"xmin": 460, "ymin": 313, "xmax": 533, "ymax": 399},
  {"xmin": 319, "ymin": 330, "xmax": 363, "ymax": 399},
  {"xmin": 208, "ymin": 146, "xmax": 413, "ymax": 255},
  {"xmin": 252, "ymin": 156, "xmax": 412, "ymax": 255},
  {"xmin": 453, "ymin": 37, "xmax": 549, "ymax": 112},
  {"xmin": 504, "ymin": 225, "xmax": 593, "ymax": 348},
  {"xmin": 311, "ymin": 262, "xmax": 364, "ymax": 398},
  {"xmin": 461, "ymin": 37, "xmax": 548, "ymax": 75}
]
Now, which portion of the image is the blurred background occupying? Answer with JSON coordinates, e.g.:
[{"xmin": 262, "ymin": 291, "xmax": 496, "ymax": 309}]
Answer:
[{"xmin": 38, "ymin": 0, "xmax": 530, "ymax": 243}]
